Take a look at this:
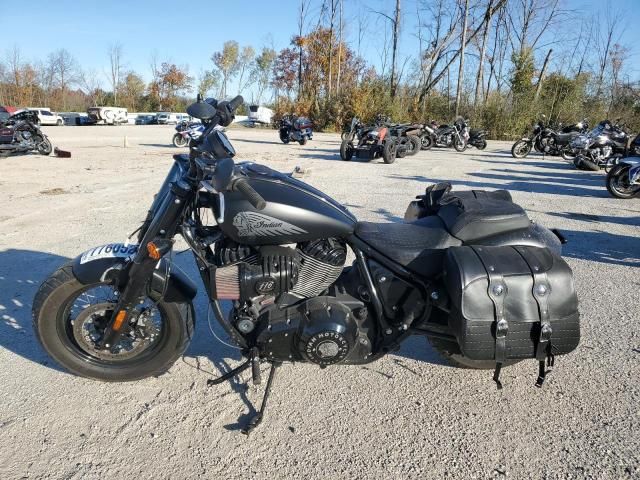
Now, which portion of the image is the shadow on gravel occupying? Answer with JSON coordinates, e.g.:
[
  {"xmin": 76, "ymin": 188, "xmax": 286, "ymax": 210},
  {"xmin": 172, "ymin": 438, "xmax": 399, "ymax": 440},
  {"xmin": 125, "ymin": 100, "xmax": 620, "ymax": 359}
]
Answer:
[
  {"xmin": 547, "ymin": 212, "xmax": 640, "ymax": 228},
  {"xmin": 0, "ymin": 249, "xmax": 69, "ymax": 372},
  {"xmin": 387, "ymin": 172, "xmax": 608, "ymax": 198},
  {"xmin": 559, "ymin": 230, "xmax": 640, "ymax": 267},
  {"xmin": 138, "ymin": 143, "xmax": 178, "ymax": 148},
  {"xmin": 232, "ymin": 138, "xmax": 283, "ymax": 146}
]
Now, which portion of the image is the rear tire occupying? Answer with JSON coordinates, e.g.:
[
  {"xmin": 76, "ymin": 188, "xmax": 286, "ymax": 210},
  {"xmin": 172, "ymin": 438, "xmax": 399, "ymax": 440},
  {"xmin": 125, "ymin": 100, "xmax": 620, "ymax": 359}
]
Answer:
[
  {"xmin": 340, "ymin": 139, "xmax": 354, "ymax": 160},
  {"xmin": 420, "ymin": 134, "xmax": 434, "ymax": 150},
  {"xmin": 606, "ymin": 165, "xmax": 640, "ymax": 198},
  {"xmin": 476, "ymin": 140, "xmax": 487, "ymax": 150},
  {"xmin": 511, "ymin": 140, "xmax": 532, "ymax": 159},
  {"xmin": 406, "ymin": 135, "xmax": 421, "ymax": 156},
  {"xmin": 382, "ymin": 140, "xmax": 397, "ymax": 164},
  {"xmin": 32, "ymin": 263, "xmax": 194, "ymax": 382}
]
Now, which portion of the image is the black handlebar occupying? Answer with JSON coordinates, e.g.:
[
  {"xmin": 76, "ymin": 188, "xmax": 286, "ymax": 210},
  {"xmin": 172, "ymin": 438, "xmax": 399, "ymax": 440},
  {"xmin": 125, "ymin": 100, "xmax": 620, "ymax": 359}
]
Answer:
[
  {"xmin": 228, "ymin": 95, "xmax": 244, "ymax": 112},
  {"xmin": 232, "ymin": 178, "xmax": 266, "ymax": 210}
]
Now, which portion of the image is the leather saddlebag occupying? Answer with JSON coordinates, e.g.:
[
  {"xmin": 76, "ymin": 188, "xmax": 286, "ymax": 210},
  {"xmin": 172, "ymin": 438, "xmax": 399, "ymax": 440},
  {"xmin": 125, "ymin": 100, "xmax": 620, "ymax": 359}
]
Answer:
[{"xmin": 444, "ymin": 245, "xmax": 579, "ymax": 387}]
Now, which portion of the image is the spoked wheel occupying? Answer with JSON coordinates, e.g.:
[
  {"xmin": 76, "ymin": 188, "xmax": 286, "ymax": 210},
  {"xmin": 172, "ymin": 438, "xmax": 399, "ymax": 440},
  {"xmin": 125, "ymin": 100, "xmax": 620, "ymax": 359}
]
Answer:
[
  {"xmin": 33, "ymin": 263, "xmax": 193, "ymax": 381},
  {"xmin": 35, "ymin": 136, "xmax": 53, "ymax": 155},
  {"xmin": 172, "ymin": 133, "xmax": 188, "ymax": 148},
  {"xmin": 606, "ymin": 165, "xmax": 640, "ymax": 199},
  {"xmin": 511, "ymin": 140, "xmax": 532, "ymax": 159},
  {"xmin": 453, "ymin": 136, "xmax": 467, "ymax": 152},
  {"xmin": 420, "ymin": 135, "xmax": 433, "ymax": 150}
]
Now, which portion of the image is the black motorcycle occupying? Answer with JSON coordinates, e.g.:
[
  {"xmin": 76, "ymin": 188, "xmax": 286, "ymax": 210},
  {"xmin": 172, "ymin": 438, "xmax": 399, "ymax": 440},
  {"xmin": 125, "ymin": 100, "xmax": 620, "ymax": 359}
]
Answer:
[
  {"xmin": 279, "ymin": 115, "xmax": 313, "ymax": 145},
  {"xmin": 511, "ymin": 117, "xmax": 587, "ymax": 160},
  {"xmin": 605, "ymin": 132, "xmax": 640, "ymax": 198},
  {"xmin": 571, "ymin": 120, "xmax": 629, "ymax": 171},
  {"xmin": 387, "ymin": 123, "xmax": 422, "ymax": 157},
  {"xmin": 0, "ymin": 110, "xmax": 53, "ymax": 157},
  {"xmin": 33, "ymin": 95, "xmax": 579, "ymax": 434},
  {"xmin": 341, "ymin": 117, "xmax": 364, "ymax": 141},
  {"xmin": 467, "ymin": 128, "xmax": 488, "ymax": 150},
  {"xmin": 425, "ymin": 118, "xmax": 468, "ymax": 152}
]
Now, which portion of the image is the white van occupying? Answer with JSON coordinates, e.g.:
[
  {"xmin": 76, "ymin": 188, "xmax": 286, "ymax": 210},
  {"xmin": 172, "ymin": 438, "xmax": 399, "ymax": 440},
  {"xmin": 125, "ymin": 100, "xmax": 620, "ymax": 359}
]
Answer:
[
  {"xmin": 156, "ymin": 112, "xmax": 179, "ymax": 125},
  {"xmin": 28, "ymin": 108, "xmax": 64, "ymax": 126},
  {"xmin": 87, "ymin": 107, "xmax": 128, "ymax": 125}
]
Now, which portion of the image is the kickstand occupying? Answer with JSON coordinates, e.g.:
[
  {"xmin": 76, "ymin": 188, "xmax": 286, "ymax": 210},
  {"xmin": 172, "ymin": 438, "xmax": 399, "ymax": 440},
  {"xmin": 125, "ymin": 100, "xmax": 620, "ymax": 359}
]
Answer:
[
  {"xmin": 207, "ymin": 358, "xmax": 251, "ymax": 386},
  {"xmin": 242, "ymin": 361, "xmax": 281, "ymax": 436}
]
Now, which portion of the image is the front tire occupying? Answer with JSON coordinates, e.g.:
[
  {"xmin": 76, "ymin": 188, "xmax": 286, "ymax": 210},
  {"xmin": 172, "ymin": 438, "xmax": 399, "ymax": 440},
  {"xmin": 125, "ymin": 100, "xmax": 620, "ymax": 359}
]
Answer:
[
  {"xmin": 420, "ymin": 134, "xmax": 434, "ymax": 150},
  {"xmin": 340, "ymin": 139, "xmax": 354, "ymax": 160},
  {"xmin": 453, "ymin": 136, "xmax": 466, "ymax": 152},
  {"xmin": 606, "ymin": 165, "xmax": 640, "ymax": 198},
  {"xmin": 298, "ymin": 137, "xmax": 308, "ymax": 145},
  {"xmin": 382, "ymin": 140, "xmax": 397, "ymax": 164},
  {"xmin": 511, "ymin": 140, "xmax": 532, "ymax": 158},
  {"xmin": 32, "ymin": 263, "xmax": 194, "ymax": 382},
  {"xmin": 172, "ymin": 133, "xmax": 188, "ymax": 148},
  {"xmin": 36, "ymin": 136, "xmax": 52, "ymax": 155}
]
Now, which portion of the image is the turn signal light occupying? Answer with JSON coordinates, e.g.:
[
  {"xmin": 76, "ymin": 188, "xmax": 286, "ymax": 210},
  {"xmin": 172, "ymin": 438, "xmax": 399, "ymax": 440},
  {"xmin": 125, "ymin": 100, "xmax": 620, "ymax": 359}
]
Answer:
[
  {"xmin": 147, "ymin": 242, "xmax": 162, "ymax": 260},
  {"xmin": 113, "ymin": 310, "xmax": 127, "ymax": 331}
]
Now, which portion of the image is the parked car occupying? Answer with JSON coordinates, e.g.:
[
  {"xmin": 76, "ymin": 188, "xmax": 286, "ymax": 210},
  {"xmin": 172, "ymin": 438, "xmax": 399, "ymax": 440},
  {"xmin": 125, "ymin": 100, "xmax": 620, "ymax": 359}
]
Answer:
[
  {"xmin": 27, "ymin": 108, "xmax": 64, "ymax": 126},
  {"xmin": 87, "ymin": 107, "xmax": 128, "ymax": 125},
  {"xmin": 135, "ymin": 114, "xmax": 156, "ymax": 125},
  {"xmin": 156, "ymin": 112, "xmax": 178, "ymax": 125}
]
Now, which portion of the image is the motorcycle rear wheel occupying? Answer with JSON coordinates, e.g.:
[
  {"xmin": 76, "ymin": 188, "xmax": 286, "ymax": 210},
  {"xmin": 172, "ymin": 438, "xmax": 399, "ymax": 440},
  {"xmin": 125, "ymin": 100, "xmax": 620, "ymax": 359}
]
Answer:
[
  {"xmin": 406, "ymin": 135, "xmax": 421, "ymax": 156},
  {"xmin": 382, "ymin": 140, "xmax": 397, "ymax": 164},
  {"xmin": 33, "ymin": 263, "xmax": 194, "ymax": 381},
  {"xmin": 420, "ymin": 135, "xmax": 434, "ymax": 150},
  {"xmin": 476, "ymin": 140, "xmax": 487, "ymax": 150}
]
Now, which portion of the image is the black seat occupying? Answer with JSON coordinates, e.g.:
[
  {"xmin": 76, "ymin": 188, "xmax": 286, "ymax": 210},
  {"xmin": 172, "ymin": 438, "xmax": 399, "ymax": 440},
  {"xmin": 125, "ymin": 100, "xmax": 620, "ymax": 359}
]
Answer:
[
  {"xmin": 437, "ymin": 194, "xmax": 530, "ymax": 242},
  {"xmin": 555, "ymin": 132, "xmax": 577, "ymax": 145},
  {"xmin": 355, "ymin": 216, "xmax": 462, "ymax": 277}
]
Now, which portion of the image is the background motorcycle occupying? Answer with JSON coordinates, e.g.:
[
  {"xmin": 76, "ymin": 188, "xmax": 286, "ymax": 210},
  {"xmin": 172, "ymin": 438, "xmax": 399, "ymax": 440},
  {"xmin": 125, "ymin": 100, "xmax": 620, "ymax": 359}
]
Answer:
[
  {"xmin": 511, "ymin": 116, "xmax": 587, "ymax": 159},
  {"xmin": 606, "ymin": 157, "xmax": 640, "ymax": 199},
  {"xmin": 571, "ymin": 120, "xmax": 629, "ymax": 171},
  {"xmin": 467, "ymin": 128, "xmax": 487, "ymax": 150},
  {"xmin": 279, "ymin": 115, "xmax": 313, "ymax": 145},
  {"xmin": 428, "ymin": 118, "xmax": 467, "ymax": 152},
  {"xmin": 387, "ymin": 123, "xmax": 421, "ymax": 157},
  {"xmin": 340, "ymin": 123, "xmax": 396, "ymax": 163},
  {"xmin": 33, "ymin": 94, "xmax": 573, "ymax": 434},
  {"xmin": 0, "ymin": 110, "xmax": 53, "ymax": 157},
  {"xmin": 341, "ymin": 117, "xmax": 364, "ymax": 141},
  {"xmin": 172, "ymin": 121, "xmax": 205, "ymax": 147}
]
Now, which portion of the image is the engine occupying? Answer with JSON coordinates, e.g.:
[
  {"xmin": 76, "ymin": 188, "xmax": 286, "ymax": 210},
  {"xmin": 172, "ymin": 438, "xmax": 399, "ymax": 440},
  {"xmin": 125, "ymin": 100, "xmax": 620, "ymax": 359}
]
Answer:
[{"xmin": 210, "ymin": 238, "xmax": 375, "ymax": 365}]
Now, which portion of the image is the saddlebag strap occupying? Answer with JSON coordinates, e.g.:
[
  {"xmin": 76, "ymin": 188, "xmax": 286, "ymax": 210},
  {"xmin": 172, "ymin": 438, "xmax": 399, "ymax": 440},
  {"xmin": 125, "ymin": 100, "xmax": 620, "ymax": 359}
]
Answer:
[
  {"xmin": 514, "ymin": 247, "xmax": 554, "ymax": 387},
  {"xmin": 471, "ymin": 247, "xmax": 508, "ymax": 389}
]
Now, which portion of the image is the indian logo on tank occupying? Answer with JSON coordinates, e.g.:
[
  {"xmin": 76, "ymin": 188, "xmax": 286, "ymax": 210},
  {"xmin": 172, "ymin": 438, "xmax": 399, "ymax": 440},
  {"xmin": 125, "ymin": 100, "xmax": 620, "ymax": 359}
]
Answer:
[{"xmin": 232, "ymin": 212, "xmax": 307, "ymax": 237}]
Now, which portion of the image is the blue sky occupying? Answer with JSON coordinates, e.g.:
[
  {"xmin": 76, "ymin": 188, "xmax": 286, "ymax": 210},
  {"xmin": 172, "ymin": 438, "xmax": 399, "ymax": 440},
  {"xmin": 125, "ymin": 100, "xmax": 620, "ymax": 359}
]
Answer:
[{"xmin": 3, "ymin": 0, "xmax": 638, "ymax": 93}]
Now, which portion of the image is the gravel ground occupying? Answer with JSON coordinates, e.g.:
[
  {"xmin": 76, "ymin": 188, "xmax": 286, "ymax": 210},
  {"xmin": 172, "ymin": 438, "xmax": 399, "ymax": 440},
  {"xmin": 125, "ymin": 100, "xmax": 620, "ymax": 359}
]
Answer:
[{"xmin": 0, "ymin": 125, "xmax": 638, "ymax": 479}]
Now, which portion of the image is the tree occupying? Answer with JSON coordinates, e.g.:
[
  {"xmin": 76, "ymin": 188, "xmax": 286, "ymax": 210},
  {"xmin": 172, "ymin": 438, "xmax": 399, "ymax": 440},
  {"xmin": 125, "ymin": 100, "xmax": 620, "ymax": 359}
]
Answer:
[
  {"xmin": 197, "ymin": 70, "xmax": 219, "ymax": 98},
  {"xmin": 48, "ymin": 49, "xmax": 78, "ymax": 110},
  {"xmin": 107, "ymin": 43, "xmax": 124, "ymax": 105},
  {"xmin": 119, "ymin": 72, "xmax": 146, "ymax": 110},
  {"xmin": 454, "ymin": 0, "xmax": 468, "ymax": 117},
  {"xmin": 79, "ymin": 69, "xmax": 105, "ymax": 107},
  {"xmin": 211, "ymin": 41, "xmax": 240, "ymax": 99},
  {"xmin": 253, "ymin": 47, "xmax": 276, "ymax": 103},
  {"xmin": 236, "ymin": 46, "xmax": 256, "ymax": 95}
]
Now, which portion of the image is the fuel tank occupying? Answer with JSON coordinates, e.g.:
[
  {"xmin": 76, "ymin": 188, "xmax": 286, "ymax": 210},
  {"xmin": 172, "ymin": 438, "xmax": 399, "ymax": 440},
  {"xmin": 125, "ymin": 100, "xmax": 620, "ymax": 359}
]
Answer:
[{"xmin": 215, "ymin": 162, "xmax": 357, "ymax": 245}]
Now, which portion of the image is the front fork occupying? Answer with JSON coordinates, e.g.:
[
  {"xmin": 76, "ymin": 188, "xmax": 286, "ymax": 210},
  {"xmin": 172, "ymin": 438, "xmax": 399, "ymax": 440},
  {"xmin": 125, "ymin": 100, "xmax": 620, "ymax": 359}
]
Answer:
[{"xmin": 100, "ymin": 180, "xmax": 193, "ymax": 348}]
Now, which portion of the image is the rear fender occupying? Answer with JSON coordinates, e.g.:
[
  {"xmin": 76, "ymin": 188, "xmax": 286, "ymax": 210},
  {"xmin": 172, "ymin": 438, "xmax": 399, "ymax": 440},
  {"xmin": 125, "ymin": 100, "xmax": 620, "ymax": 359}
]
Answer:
[
  {"xmin": 471, "ymin": 223, "xmax": 563, "ymax": 255},
  {"xmin": 72, "ymin": 244, "xmax": 197, "ymax": 303}
]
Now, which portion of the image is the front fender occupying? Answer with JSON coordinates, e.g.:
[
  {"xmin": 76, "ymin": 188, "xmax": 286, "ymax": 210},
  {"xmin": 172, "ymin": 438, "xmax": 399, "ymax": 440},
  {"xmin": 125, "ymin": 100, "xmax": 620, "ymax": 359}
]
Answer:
[{"xmin": 72, "ymin": 243, "xmax": 197, "ymax": 303}]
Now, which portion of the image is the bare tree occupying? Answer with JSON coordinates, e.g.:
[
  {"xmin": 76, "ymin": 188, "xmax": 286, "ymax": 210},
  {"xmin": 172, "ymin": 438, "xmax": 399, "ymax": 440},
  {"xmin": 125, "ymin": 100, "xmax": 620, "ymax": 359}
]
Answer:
[
  {"xmin": 454, "ymin": 0, "xmax": 468, "ymax": 117},
  {"xmin": 236, "ymin": 46, "xmax": 256, "ymax": 94},
  {"xmin": 534, "ymin": 48, "xmax": 552, "ymax": 100},
  {"xmin": 372, "ymin": 0, "xmax": 402, "ymax": 97},
  {"xmin": 594, "ymin": 6, "xmax": 623, "ymax": 97},
  {"xmin": 48, "ymin": 49, "xmax": 78, "ymax": 110},
  {"xmin": 79, "ymin": 69, "xmax": 104, "ymax": 107},
  {"xmin": 474, "ymin": 0, "xmax": 496, "ymax": 108},
  {"xmin": 107, "ymin": 43, "xmax": 124, "ymax": 105}
]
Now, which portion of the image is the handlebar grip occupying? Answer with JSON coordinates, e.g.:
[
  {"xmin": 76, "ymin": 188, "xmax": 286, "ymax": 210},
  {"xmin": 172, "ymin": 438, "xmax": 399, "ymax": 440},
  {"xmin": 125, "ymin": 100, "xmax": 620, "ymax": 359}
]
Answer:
[
  {"xmin": 233, "ymin": 178, "xmax": 266, "ymax": 210},
  {"xmin": 228, "ymin": 95, "xmax": 244, "ymax": 112}
]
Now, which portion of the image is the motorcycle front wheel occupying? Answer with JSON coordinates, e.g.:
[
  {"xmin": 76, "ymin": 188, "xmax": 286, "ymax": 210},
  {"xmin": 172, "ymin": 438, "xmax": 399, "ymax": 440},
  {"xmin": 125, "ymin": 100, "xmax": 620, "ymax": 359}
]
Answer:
[
  {"xmin": 382, "ymin": 140, "xmax": 397, "ymax": 164},
  {"xmin": 606, "ymin": 165, "xmax": 640, "ymax": 199},
  {"xmin": 420, "ymin": 134, "xmax": 433, "ymax": 150},
  {"xmin": 511, "ymin": 140, "xmax": 532, "ymax": 158},
  {"xmin": 298, "ymin": 136, "xmax": 308, "ymax": 146},
  {"xmin": 33, "ymin": 263, "xmax": 194, "ymax": 381},
  {"xmin": 36, "ymin": 136, "xmax": 53, "ymax": 155},
  {"xmin": 340, "ymin": 139, "xmax": 354, "ymax": 160},
  {"xmin": 172, "ymin": 133, "xmax": 188, "ymax": 148},
  {"xmin": 453, "ymin": 137, "xmax": 466, "ymax": 152}
]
